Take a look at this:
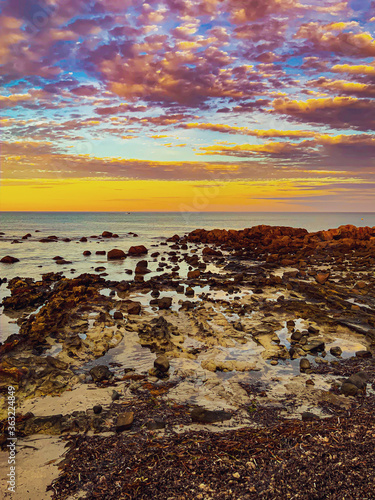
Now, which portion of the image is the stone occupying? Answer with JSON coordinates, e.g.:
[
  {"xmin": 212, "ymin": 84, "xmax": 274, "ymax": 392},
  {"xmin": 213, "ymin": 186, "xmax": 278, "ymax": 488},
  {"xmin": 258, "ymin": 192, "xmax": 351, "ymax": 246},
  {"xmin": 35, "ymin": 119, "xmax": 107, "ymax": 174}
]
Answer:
[
  {"xmin": 185, "ymin": 286, "xmax": 194, "ymax": 296},
  {"xmin": 158, "ymin": 297, "xmax": 173, "ymax": 310},
  {"xmin": 80, "ymin": 237, "xmax": 87, "ymax": 242},
  {"xmin": 107, "ymin": 249, "xmax": 126, "ymax": 260},
  {"xmin": 83, "ymin": 251, "xmax": 91, "ymax": 256},
  {"xmin": 355, "ymin": 350, "xmax": 372, "ymax": 359},
  {"xmin": 1, "ymin": 256, "xmax": 20, "ymax": 264},
  {"xmin": 302, "ymin": 340, "xmax": 325, "ymax": 353},
  {"xmin": 341, "ymin": 382, "xmax": 359, "ymax": 397},
  {"xmin": 128, "ymin": 245, "xmax": 148, "ymax": 256},
  {"xmin": 96, "ymin": 250, "xmax": 106, "ymax": 255},
  {"xmin": 113, "ymin": 311, "xmax": 123, "ymax": 320},
  {"xmin": 300, "ymin": 358, "xmax": 311, "ymax": 372},
  {"xmin": 116, "ymin": 412, "xmax": 134, "ymax": 432},
  {"xmin": 347, "ymin": 372, "xmax": 369, "ymax": 389},
  {"xmin": 315, "ymin": 272, "xmax": 330, "ymax": 285},
  {"xmin": 127, "ymin": 302, "xmax": 141, "ymax": 315},
  {"xmin": 146, "ymin": 417, "xmax": 166, "ymax": 430},
  {"xmin": 291, "ymin": 331, "xmax": 303, "ymax": 341},
  {"xmin": 190, "ymin": 407, "xmax": 232, "ymax": 424},
  {"xmin": 301, "ymin": 412, "xmax": 320, "ymax": 421},
  {"xmin": 330, "ymin": 346, "xmax": 342, "ymax": 357},
  {"xmin": 154, "ymin": 355, "xmax": 170, "ymax": 373},
  {"xmin": 102, "ymin": 231, "xmax": 113, "ymax": 238},
  {"xmin": 112, "ymin": 390, "xmax": 121, "ymax": 401},
  {"xmin": 93, "ymin": 405, "xmax": 102, "ymax": 415},
  {"xmin": 89, "ymin": 365, "xmax": 114, "ymax": 382},
  {"xmin": 188, "ymin": 269, "xmax": 201, "ymax": 279}
]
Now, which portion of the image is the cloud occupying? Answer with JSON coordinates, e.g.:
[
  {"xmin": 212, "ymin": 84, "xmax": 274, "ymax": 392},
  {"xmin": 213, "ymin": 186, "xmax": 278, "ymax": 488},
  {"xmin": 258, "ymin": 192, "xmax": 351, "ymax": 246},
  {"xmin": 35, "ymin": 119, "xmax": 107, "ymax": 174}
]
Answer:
[{"xmin": 272, "ymin": 96, "xmax": 375, "ymax": 130}]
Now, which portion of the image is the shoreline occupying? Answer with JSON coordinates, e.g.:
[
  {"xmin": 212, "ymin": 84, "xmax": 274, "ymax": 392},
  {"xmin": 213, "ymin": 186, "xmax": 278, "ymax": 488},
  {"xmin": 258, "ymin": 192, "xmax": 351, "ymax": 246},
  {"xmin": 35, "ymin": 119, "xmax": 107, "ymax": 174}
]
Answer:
[{"xmin": 1, "ymin": 223, "xmax": 375, "ymax": 499}]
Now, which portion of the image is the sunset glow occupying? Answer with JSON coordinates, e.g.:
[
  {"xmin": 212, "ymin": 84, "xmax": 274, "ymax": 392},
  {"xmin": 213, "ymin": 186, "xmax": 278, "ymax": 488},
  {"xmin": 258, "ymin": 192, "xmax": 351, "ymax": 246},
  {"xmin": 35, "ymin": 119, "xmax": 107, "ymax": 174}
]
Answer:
[{"xmin": 1, "ymin": 0, "xmax": 374, "ymax": 211}]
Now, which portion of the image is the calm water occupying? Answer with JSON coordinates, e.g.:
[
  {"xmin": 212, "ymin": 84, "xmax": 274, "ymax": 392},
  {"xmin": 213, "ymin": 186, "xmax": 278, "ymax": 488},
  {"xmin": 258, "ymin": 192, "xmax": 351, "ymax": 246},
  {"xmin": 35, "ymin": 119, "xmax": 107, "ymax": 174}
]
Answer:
[
  {"xmin": 0, "ymin": 211, "xmax": 374, "ymax": 284},
  {"xmin": 0, "ymin": 211, "xmax": 373, "ymax": 342}
]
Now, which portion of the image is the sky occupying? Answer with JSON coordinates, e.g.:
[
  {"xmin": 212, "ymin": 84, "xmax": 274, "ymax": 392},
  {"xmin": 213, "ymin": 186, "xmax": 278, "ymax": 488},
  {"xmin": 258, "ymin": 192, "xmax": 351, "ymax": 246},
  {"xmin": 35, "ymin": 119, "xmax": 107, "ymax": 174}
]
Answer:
[{"xmin": 0, "ymin": 0, "xmax": 375, "ymax": 212}]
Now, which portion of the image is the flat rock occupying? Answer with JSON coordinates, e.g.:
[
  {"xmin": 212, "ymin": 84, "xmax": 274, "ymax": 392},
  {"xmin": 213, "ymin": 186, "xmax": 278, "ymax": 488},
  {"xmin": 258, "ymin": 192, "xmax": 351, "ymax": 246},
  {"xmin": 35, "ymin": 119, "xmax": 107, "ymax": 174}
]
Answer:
[{"xmin": 190, "ymin": 407, "xmax": 232, "ymax": 424}]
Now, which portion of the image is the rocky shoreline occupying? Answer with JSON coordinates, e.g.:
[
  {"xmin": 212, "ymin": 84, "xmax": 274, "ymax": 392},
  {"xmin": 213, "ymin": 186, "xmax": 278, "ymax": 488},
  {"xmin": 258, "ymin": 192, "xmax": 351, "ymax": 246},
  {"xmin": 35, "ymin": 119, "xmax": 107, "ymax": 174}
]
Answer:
[{"xmin": 1, "ymin": 224, "xmax": 375, "ymax": 499}]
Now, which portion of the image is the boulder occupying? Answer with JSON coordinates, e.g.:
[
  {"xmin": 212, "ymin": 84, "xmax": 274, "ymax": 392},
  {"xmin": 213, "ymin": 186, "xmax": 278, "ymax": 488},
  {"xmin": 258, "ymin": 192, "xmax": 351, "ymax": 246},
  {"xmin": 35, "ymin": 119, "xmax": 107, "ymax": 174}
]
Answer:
[
  {"xmin": 341, "ymin": 382, "xmax": 359, "ymax": 397},
  {"xmin": 330, "ymin": 346, "xmax": 342, "ymax": 357},
  {"xmin": 89, "ymin": 365, "xmax": 114, "ymax": 382},
  {"xmin": 154, "ymin": 355, "xmax": 170, "ymax": 373},
  {"xmin": 1, "ymin": 256, "xmax": 19, "ymax": 264},
  {"xmin": 102, "ymin": 231, "xmax": 113, "ymax": 238},
  {"xmin": 107, "ymin": 249, "xmax": 126, "ymax": 260},
  {"xmin": 299, "ymin": 358, "xmax": 311, "ymax": 372},
  {"xmin": 188, "ymin": 269, "xmax": 201, "ymax": 279},
  {"xmin": 83, "ymin": 251, "xmax": 91, "ymax": 256},
  {"xmin": 116, "ymin": 412, "xmax": 134, "ymax": 432},
  {"xmin": 158, "ymin": 297, "xmax": 173, "ymax": 310},
  {"xmin": 96, "ymin": 250, "xmax": 106, "ymax": 255},
  {"xmin": 190, "ymin": 407, "xmax": 232, "ymax": 424},
  {"xmin": 128, "ymin": 245, "xmax": 148, "ymax": 256},
  {"xmin": 128, "ymin": 302, "xmax": 141, "ymax": 315}
]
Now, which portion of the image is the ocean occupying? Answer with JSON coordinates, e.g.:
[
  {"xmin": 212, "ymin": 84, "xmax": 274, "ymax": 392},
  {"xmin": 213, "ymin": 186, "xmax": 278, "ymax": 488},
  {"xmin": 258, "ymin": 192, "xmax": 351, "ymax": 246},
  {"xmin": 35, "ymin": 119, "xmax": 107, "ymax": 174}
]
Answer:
[{"xmin": 0, "ymin": 212, "xmax": 374, "ymax": 283}]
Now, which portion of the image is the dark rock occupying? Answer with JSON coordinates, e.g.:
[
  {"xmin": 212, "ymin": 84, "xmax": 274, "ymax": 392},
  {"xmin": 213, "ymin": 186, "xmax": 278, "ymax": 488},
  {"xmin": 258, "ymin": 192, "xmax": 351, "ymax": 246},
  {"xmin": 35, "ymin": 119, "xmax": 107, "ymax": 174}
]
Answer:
[
  {"xmin": 291, "ymin": 331, "xmax": 303, "ymax": 341},
  {"xmin": 300, "ymin": 358, "xmax": 311, "ymax": 372},
  {"xmin": 96, "ymin": 250, "xmax": 106, "ymax": 255},
  {"xmin": 302, "ymin": 340, "xmax": 325, "ymax": 353},
  {"xmin": 355, "ymin": 350, "xmax": 372, "ymax": 359},
  {"xmin": 158, "ymin": 297, "xmax": 173, "ymax": 310},
  {"xmin": 102, "ymin": 231, "xmax": 113, "ymax": 238},
  {"xmin": 128, "ymin": 245, "xmax": 148, "ymax": 256},
  {"xmin": 128, "ymin": 302, "xmax": 141, "ymax": 315},
  {"xmin": 302, "ymin": 412, "xmax": 320, "ymax": 421},
  {"xmin": 89, "ymin": 365, "xmax": 114, "ymax": 382},
  {"xmin": 146, "ymin": 417, "xmax": 166, "ymax": 430},
  {"xmin": 347, "ymin": 372, "xmax": 369, "ymax": 389},
  {"xmin": 93, "ymin": 405, "xmax": 102, "ymax": 415},
  {"xmin": 154, "ymin": 355, "xmax": 170, "ymax": 373},
  {"xmin": 113, "ymin": 311, "xmax": 123, "ymax": 320},
  {"xmin": 1, "ymin": 256, "xmax": 19, "ymax": 264},
  {"xmin": 112, "ymin": 390, "xmax": 121, "ymax": 401},
  {"xmin": 80, "ymin": 237, "xmax": 87, "ymax": 242},
  {"xmin": 341, "ymin": 382, "xmax": 359, "ymax": 396},
  {"xmin": 107, "ymin": 249, "xmax": 126, "ymax": 260},
  {"xmin": 315, "ymin": 272, "xmax": 330, "ymax": 285},
  {"xmin": 330, "ymin": 346, "xmax": 342, "ymax": 357},
  {"xmin": 83, "ymin": 251, "xmax": 91, "ymax": 256},
  {"xmin": 190, "ymin": 407, "xmax": 232, "ymax": 424}
]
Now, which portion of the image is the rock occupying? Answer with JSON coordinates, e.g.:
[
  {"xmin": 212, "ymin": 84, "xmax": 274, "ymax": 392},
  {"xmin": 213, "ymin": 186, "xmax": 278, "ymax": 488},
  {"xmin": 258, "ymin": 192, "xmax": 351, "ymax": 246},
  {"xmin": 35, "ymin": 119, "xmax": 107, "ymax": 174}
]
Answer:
[
  {"xmin": 96, "ymin": 250, "xmax": 106, "ymax": 255},
  {"xmin": 128, "ymin": 245, "xmax": 148, "ymax": 256},
  {"xmin": 190, "ymin": 407, "xmax": 232, "ymax": 424},
  {"xmin": 188, "ymin": 269, "xmax": 201, "ymax": 279},
  {"xmin": 112, "ymin": 390, "xmax": 121, "ymax": 401},
  {"xmin": 291, "ymin": 331, "xmax": 303, "ymax": 341},
  {"xmin": 302, "ymin": 340, "xmax": 325, "ymax": 353},
  {"xmin": 116, "ymin": 412, "xmax": 134, "ymax": 432},
  {"xmin": 158, "ymin": 297, "xmax": 173, "ymax": 310},
  {"xmin": 330, "ymin": 346, "xmax": 342, "ymax": 357},
  {"xmin": 355, "ymin": 350, "xmax": 372, "ymax": 359},
  {"xmin": 107, "ymin": 249, "xmax": 126, "ymax": 260},
  {"xmin": 300, "ymin": 358, "xmax": 311, "ymax": 372},
  {"xmin": 102, "ymin": 231, "xmax": 113, "ymax": 238},
  {"xmin": 146, "ymin": 417, "xmax": 166, "ymax": 430},
  {"xmin": 80, "ymin": 237, "xmax": 87, "ymax": 242},
  {"xmin": 113, "ymin": 311, "xmax": 123, "ymax": 320},
  {"xmin": 93, "ymin": 405, "xmax": 102, "ymax": 415},
  {"xmin": 302, "ymin": 412, "xmax": 320, "ymax": 421},
  {"xmin": 347, "ymin": 372, "xmax": 369, "ymax": 389},
  {"xmin": 341, "ymin": 382, "xmax": 359, "ymax": 397},
  {"xmin": 83, "ymin": 251, "xmax": 91, "ymax": 256},
  {"xmin": 315, "ymin": 272, "xmax": 330, "ymax": 285},
  {"xmin": 127, "ymin": 302, "xmax": 141, "ymax": 315},
  {"xmin": 154, "ymin": 355, "xmax": 170, "ymax": 373},
  {"xmin": 1, "ymin": 256, "xmax": 19, "ymax": 264},
  {"xmin": 89, "ymin": 365, "xmax": 114, "ymax": 382},
  {"xmin": 185, "ymin": 286, "xmax": 194, "ymax": 297},
  {"xmin": 355, "ymin": 281, "xmax": 367, "ymax": 289}
]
